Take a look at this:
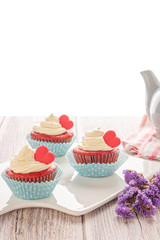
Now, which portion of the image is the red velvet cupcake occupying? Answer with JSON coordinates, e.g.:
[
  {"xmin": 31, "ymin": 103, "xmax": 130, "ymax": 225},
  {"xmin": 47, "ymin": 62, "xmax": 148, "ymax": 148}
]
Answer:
[
  {"xmin": 2, "ymin": 145, "xmax": 63, "ymax": 199},
  {"xmin": 73, "ymin": 128, "xmax": 121, "ymax": 164},
  {"xmin": 30, "ymin": 114, "xmax": 74, "ymax": 143},
  {"xmin": 27, "ymin": 114, "xmax": 75, "ymax": 157},
  {"xmin": 5, "ymin": 145, "xmax": 57, "ymax": 183}
]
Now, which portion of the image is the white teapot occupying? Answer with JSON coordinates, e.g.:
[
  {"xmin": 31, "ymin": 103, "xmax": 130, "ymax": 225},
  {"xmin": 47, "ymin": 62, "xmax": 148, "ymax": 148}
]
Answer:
[{"xmin": 141, "ymin": 70, "xmax": 160, "ymax": 135}]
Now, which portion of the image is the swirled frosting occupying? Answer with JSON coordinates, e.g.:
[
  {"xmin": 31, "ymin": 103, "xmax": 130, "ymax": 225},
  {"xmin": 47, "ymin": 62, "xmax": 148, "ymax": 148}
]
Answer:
[
  {"xmin": 33, "ymin": 114, "xmax": 66, "ymax": 136},
  {"xmin": 78, "ymin": 128, "xmax": 113, "ymax": 151},
  {"xmin": 10, "ymin": 145, "xmax": 51, "ymax": 174}
]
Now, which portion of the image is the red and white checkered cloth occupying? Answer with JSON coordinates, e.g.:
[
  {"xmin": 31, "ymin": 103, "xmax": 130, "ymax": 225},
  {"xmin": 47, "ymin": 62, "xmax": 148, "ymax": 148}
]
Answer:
[{"xmin": 122, "ymin": 115, "xmax": 160, "ymax": 160}]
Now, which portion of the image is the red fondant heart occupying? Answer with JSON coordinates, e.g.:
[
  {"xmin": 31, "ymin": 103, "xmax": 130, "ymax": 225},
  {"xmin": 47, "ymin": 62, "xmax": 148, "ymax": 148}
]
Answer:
[
  {"xmin": 59, "ymin": 115, "xmax": 74, "ymax": 130},
  {"xmin": 44, "ymin": 152, "xmax": 55, "ymax": 164},
  {"xmin": 103, "ymin": 130, "xmax": 121, "ymax": 148},
  {"xmin": 34, "ymin": 146, "xmax": 55, "ymax": 164},
  {"xmin": 34, "ymin": 146, "xmax": 48, "ymax": 162}
]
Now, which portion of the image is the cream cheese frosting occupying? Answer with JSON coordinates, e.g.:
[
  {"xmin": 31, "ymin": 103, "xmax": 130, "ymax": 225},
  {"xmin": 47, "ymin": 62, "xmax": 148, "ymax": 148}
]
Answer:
[
  {"xmin": 78, "ymin": 128, "xmax": 113, "ymax": 151},
  {"xmin": 10, "ymin": 145, "xmax": 51, "ymax": 174},
  {"xmin": 33, "ymin": 114, "xmax": 66, "ymax": 136}
]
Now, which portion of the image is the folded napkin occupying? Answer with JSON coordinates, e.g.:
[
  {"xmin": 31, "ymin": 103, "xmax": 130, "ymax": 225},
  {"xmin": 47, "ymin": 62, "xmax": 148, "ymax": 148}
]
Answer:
[{"xmin": 122, "ymin": 115, "xmax": 160, "ymax": 160}]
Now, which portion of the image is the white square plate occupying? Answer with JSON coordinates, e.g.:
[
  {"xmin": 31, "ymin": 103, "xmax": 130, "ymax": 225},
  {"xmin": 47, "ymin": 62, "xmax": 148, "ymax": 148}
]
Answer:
[{"xmin": 0, "ymin": 154, "xmax": 160, "ymax": 216}]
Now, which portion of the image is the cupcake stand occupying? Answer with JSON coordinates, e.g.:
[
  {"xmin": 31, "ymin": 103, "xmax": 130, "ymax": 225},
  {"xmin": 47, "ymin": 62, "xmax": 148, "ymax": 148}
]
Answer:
[{"xmin": 0, "ymin": 148, "xmax": 160, "ymax": 216}]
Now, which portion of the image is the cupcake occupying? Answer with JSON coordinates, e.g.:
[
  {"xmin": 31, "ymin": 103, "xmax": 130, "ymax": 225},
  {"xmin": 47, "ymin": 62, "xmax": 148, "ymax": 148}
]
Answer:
[
  {"xmin": 66, "ymin": 128, "xmax": 128, "ymax": 177},
  {"xmin": 1, "ymin": 145, "xmax": 63, "ymax": 199},
  {"xmin": 26, "ymin": 114, "xmax": 75, "ymax": 157},
  {"xmin": 73, "ymin": 128, "xmax": 121, "ymax": 164}
]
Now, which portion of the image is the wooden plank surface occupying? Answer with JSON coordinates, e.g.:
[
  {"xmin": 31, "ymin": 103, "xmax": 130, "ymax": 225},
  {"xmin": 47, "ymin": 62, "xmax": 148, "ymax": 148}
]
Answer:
[{"xmin": 0, "ymin": 116, "xmax": 160, "ymax": 240}]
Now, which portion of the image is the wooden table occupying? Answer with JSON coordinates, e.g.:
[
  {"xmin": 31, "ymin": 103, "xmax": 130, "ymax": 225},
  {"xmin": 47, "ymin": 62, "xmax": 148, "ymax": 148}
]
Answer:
[{"xmin": 1, "ymin": 116, "xmax": 160, "ymax": 240}]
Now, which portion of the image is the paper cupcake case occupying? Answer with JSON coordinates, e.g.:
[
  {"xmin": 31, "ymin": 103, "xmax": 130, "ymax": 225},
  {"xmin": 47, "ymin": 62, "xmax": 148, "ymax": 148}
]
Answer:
[
  {"xmin": 1, "ymin": 164, "xmax": 63, "ymax": 200},
  {"xmin": 66, "ymin": 150, "xmax": 128, "ymax": 177},
  {"xmin": 26, "ymin": 134, "xmax": 76, "ymax": 157}
]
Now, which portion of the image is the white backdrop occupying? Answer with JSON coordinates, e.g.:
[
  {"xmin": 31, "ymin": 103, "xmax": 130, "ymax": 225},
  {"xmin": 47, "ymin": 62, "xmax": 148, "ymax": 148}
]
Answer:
[{"xmin": 0, "ymin": 0, "xmax": 160, "ymax": 116}]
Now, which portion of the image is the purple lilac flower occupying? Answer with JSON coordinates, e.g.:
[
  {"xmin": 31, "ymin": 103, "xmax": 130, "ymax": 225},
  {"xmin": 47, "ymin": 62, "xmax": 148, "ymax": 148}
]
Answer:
[
  {"xmin": 118, "ymin": 186, "xmax": 138, "ymax": 205},
  {"xmin": 153, "ymin": 173, "xmax": 160, "ymax": 189},
  {"xmin": 115, "ymin": 205, "xmax": 135, "ymax": 219},
  {"xmin": 143, "ymin": 182, "xmax": 160, "ymax": 207},
  {"xmin": 133, "ymin": 191, "xmax": 156, "ymax": 217},
  {"xmin": 115, "ymin": 169, "xmax": 160, "ymax": 219},
  {"xmin": 128, "ymin": 179, "xmax": 137, "ymax": 187},
  {"xmin": 123, "ymin": 170, "xmax": 148, "ymax": 189}
]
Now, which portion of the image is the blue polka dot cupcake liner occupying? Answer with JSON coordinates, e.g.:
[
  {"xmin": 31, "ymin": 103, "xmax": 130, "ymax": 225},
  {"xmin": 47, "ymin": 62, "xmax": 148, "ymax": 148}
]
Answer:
[
  {"xmin": 26, "ymin": 134, "xmax": 76, "ymax": 157},
  {"xmin": 1, "ymin": 164, "xmax": 63, "ymax": 200},
  {"xmin": 66, "ymin": 150, "xmax": 128, "ymax": 177}
]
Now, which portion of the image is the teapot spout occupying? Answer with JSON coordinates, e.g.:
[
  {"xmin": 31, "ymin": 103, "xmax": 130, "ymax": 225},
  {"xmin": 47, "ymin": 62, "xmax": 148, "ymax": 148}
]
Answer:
[{"xmin": 140, "ymin": 70, "xmax": 160, "ymax": 118}]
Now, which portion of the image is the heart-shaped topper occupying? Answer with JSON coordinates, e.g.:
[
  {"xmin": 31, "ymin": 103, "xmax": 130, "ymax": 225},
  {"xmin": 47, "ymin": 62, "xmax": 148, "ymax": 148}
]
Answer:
[
  {"xmin": 59, "ymin": 115, "xmax": 74, "ymax": 130},
  {"xmin": 34, "ymin": 146, "xmax": 55, "ymax": 165},
  {"xmin": 103, "ymin": 130, "xmax": 121, "ymax": 148}
]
